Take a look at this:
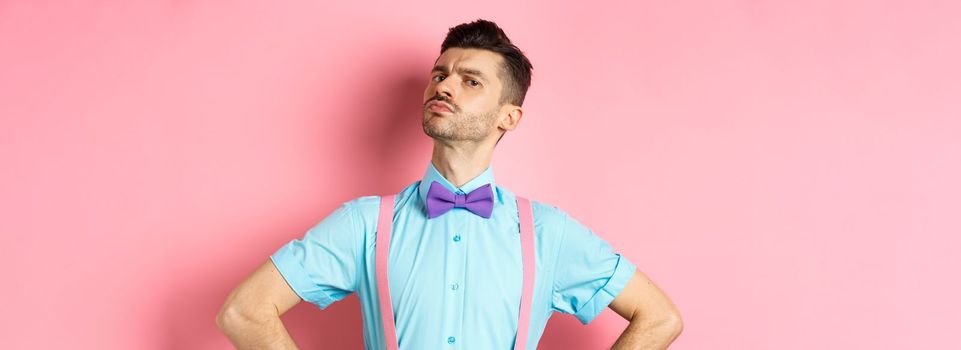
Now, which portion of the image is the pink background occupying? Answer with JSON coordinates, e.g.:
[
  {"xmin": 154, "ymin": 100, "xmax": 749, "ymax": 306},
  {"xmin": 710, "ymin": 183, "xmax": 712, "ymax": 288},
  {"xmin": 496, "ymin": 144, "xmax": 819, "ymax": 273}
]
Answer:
[{"xmin": 2, "ymin": 1, "xmax": 959, "ymax": 349}]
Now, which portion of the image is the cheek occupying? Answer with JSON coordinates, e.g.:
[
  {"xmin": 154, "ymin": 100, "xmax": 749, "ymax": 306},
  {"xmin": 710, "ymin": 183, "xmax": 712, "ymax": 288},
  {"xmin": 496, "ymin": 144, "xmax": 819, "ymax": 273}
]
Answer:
[
  {"xmin": 422, "ymin": 86, "xmax": 432, "ymax": 101},
  {"xmin": 424, "ymin": 81, "xmax": 441, "ymax": 98},
  {"xmin": 479, "ymin": 94, "xmax": 501, "ymax": 113}
]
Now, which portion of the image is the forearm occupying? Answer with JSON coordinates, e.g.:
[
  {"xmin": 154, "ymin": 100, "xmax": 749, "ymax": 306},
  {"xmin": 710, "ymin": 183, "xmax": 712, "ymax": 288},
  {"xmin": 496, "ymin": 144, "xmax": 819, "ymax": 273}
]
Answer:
[
  {"xmin": 217, "ymin": 307, "xmax": 300, "ymax": 350},
  {"xmin": 610, "ymin": 316, "xmax": 683, "ymax": 350}
]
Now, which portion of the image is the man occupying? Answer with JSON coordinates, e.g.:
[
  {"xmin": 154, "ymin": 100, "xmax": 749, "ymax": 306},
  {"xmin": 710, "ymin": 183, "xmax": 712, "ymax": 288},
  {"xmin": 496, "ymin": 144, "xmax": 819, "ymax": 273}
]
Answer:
[{"xmin": 217, "ymin": 19, "xmax": 683, "ymax": 349}]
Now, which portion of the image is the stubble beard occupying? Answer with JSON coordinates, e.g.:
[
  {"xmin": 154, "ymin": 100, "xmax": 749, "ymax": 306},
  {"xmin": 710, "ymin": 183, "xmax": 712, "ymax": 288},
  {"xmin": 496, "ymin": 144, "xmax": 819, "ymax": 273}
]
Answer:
[{"xmin": 422, "ymin": 106, "xmax": 499, "ymax": 143}]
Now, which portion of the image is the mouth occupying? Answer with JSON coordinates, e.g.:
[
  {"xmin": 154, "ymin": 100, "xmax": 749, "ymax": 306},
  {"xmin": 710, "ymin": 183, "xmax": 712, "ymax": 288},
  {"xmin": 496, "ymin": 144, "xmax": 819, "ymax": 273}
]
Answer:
[{"xmin": 426, "ymin": 101, "xmax": 453, "ymax": 114}]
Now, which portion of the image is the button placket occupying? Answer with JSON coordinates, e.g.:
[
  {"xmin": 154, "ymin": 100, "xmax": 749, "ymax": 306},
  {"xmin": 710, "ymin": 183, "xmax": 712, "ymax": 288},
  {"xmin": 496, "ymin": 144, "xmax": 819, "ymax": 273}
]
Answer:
[{"xmin": 443, "ymin": 219, "xmax": 466, "ymax": 348}]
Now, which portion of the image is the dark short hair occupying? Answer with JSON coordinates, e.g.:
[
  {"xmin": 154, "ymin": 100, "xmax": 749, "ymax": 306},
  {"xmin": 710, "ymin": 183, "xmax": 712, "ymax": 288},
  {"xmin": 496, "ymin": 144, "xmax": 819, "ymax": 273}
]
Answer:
[{"xmin": 440, "ymin": 19, "xmax": 534, "ymax": 106}]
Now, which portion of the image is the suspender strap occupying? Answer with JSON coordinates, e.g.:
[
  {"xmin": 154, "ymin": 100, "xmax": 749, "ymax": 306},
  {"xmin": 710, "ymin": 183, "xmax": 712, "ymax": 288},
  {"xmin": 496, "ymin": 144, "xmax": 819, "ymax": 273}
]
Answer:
[
  {"xmin": 375, "ymin": 194, "xmax": 536, "ymax": 350},
  {"xmin": 514, "ymin": 195, "xmax": 536, "ymax": 350},
  {"xmin": 376, "ymin": 195, "xmax": 399, "ymax": 350}
]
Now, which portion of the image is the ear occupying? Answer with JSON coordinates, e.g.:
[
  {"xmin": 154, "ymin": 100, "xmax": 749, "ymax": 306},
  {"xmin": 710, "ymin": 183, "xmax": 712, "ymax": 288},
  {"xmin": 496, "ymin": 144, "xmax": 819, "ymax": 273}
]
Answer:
[{"xmin": 498, "ymin": 104, "xmax": 524, "ymax": 131}]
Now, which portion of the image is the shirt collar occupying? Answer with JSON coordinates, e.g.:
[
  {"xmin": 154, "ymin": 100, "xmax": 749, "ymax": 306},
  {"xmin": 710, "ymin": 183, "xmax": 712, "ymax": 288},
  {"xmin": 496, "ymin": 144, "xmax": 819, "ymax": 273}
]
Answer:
[{"xmin": 418, "ymin": 160, "xmax": 499, "ymax": 208}]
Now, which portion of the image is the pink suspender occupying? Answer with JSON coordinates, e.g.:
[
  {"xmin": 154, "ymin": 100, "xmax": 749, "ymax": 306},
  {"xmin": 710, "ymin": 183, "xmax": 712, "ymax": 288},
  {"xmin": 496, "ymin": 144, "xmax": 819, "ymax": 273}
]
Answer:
[
  {"xmin": 376, "ymin": 195, "xmax": 399, "ymax": 350},
  {"xmin": 515, "ymin": 196, "xmax": 536, "ymax": 350},
  {"xmin": 376, "ymin": 194, "xmax": 536, "ymax": 350}
]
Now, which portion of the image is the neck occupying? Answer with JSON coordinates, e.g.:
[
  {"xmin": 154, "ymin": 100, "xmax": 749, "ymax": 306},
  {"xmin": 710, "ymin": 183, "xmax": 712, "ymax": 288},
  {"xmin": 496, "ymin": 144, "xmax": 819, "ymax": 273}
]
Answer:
[{"xmin": 430, "ymin": 139, "xmax": 494, "ymax": 188}]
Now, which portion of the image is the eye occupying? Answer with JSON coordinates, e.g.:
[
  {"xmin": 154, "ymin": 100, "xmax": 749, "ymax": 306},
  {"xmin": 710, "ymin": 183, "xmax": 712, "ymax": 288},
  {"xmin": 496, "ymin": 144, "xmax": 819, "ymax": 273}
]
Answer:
[
  {"xmin": 432, "ymin": 74, "xmax": 446, "ymax": 82},
  {"xmin": 466, "ymin": 79, "xmax": 480, "ymax": 87}
]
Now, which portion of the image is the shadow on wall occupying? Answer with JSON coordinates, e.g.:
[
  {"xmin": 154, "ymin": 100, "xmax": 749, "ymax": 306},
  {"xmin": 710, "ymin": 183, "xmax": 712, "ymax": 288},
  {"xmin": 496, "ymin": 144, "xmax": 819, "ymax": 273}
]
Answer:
[
  {"xmin": 165, "ymin": 43, "xmax": 608, "ymax": 348},
  {"xmin": 162, "ymin": 41, "xmax": 428, "ymax": 349}
]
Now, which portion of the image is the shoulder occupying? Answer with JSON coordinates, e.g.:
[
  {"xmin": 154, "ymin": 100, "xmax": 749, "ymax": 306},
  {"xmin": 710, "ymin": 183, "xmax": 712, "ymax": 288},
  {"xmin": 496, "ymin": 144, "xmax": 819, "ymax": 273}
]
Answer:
[
  {"xmin": 342, "ymin": 195, "xmax": 380, "ymax": 219},
  {"xmin": 517, "ymin": 196, "xmax": 571, "ymax": 238},
  {"xmin": 530, "ymin": 199, "xmax": 568, "ymax": 224},
  {"xmin": 497, "ymin": 184, "xmax": 570, "ymax": 231},
  {"xmin": 338, "ymin": 181, "xmax": 420, "ymax": 228},
  {"xmin": 526, "ymin": 198, "xmax": 597, "ymax": 243}
]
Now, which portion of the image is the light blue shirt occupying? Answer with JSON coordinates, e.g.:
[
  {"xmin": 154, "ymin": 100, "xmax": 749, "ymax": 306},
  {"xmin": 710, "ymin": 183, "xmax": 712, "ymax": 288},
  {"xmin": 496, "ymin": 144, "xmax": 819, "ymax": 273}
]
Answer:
[{"xmin": 271, "ymin": 161, "xmax": 637, "ymax": 349}]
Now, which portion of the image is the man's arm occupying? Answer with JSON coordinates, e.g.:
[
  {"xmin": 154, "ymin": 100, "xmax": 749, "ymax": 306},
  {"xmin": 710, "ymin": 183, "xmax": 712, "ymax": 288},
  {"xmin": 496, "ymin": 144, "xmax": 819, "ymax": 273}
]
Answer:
[
  {"xmin": 216, "ymin": 259, "xmax": 304, "ymax": 350},
  {"xmin": 607, "ymin": 269, "xmax": 684, "ymax": 350}
]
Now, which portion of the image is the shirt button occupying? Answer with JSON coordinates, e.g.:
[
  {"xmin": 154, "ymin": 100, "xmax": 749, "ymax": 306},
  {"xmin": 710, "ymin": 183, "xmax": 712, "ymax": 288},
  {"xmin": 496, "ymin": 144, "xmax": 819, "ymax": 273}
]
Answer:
[
  {"xmin": 451, "ymin": 283, "xmax": 459, "ymax": 290},
  {"xmin": 447, "ymin": 336, "xmax": 456, "ymax": 344},
  {"xmin": 453, "ymin": 235, "xmax": 461, "ymax": 242}
]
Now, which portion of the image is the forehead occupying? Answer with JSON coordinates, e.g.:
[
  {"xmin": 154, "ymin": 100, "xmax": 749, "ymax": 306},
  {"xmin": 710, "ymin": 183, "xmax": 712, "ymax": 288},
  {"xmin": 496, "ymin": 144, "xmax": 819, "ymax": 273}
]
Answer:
[{"xmin": 434, "ymin": 48, "xmax": 504, "ymax": 82}]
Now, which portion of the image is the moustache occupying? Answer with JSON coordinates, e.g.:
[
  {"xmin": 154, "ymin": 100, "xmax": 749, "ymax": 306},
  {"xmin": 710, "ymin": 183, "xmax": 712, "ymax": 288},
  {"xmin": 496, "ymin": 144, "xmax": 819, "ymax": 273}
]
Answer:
[{"xmin": 425, "ymin": 96, "xmax": 457, "ymax": 112}]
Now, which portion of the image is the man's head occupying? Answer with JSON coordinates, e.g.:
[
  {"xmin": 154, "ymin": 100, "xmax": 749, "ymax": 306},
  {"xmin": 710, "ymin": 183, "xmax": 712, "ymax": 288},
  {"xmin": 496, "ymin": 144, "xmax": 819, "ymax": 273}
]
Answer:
[{"xmin": 422, "ymin": 19, "xmax": 533, "ymax": 145}]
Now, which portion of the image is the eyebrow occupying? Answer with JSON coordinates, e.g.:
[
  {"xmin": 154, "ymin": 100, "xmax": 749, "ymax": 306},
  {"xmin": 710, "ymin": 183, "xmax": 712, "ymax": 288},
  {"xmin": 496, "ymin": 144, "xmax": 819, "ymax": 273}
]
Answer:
[{"xmin": 431, "ymin": 65, "xmax": 488, "ymax": 81}]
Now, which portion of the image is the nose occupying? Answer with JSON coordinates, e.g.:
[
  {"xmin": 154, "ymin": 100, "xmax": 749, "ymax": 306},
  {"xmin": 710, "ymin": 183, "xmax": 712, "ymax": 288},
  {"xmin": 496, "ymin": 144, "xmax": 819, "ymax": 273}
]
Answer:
[{"xmin": 432, "ymin": 76, "xmax": 455, "ymax": 100}]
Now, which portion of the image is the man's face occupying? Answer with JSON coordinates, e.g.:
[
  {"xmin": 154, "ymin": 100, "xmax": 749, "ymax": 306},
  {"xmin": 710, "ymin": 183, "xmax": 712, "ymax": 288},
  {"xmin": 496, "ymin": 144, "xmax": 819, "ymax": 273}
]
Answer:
[{"xmin": 422, "ymin": 48, "xmax": 508, "ymax": 142}]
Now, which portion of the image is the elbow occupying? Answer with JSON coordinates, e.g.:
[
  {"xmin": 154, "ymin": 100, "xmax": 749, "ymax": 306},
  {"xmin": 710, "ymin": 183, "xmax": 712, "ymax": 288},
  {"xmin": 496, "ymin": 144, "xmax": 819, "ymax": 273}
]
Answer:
[
  {"xmin": 668, "ymin": 316, "xmax": 684, "ymax": 336},
  {"xmin": 661, "ymin": 313, "xmax": 684, "ymax": 337},
  {"xmin": 216, "ymin": 302, "xmax": 257, "ymax": 333},
  {"xmin": 636, "ymin": 311, "xmax": 684, "ymax": 338},
  {"xmin": 216, "ymin": 304, "xmax": 239, "ymax": 332},
  {"xmin": 217, "ymin": 299, "xmax": 279, "ymax": 333}
]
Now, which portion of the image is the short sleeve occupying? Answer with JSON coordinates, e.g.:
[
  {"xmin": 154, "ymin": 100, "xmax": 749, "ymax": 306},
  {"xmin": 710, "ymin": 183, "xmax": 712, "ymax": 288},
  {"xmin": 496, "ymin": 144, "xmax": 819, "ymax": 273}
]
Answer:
[
  {"xmin": 551, "ymin": 212, "xmax": 637, "ymax": 325},
  {"xmin": 269, "ymin": 201, "xmax": 362, "ymax": 309}
]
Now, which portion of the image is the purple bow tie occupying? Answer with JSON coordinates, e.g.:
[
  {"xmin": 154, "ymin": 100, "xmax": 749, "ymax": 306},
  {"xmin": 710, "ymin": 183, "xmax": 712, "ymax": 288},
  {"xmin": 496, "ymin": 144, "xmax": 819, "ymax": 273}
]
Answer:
[{"xmin": 425, "ymin": 181, "xmax": 494, "ymax": 219}]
